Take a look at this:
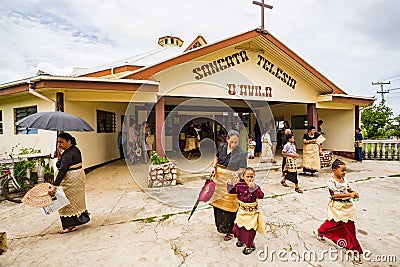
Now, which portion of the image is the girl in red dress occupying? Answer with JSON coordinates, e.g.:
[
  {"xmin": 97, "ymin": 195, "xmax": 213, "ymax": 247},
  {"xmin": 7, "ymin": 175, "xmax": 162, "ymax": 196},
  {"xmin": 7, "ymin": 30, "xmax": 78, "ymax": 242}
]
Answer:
[{"xmin": 315, "ymin": 159, "xmax": 363, "ymax": 264}]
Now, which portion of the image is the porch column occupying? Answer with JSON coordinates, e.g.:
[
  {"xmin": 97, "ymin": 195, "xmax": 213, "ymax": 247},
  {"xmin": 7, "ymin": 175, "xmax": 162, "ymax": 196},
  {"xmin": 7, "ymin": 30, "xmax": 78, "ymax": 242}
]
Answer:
[
  {"xmin": 155, "ymin": 96, "xmax": 165, "ymax": 157},
  {"xmin": 355, "ymin": 105, "xmax": 360, "ymax": 129},
  {"xmin": 307, "ymin": 103, "xmax": 318, "ymax": 128}
]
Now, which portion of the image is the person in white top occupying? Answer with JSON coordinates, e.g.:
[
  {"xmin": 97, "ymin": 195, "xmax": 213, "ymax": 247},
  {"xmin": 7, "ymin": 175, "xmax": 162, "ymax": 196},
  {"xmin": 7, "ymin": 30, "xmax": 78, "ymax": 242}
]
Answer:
[
  {"xmin": 247, "ymin": 136, "xmax": 256, "ymax": 159},
  {"xmin": 315, "ymin": 159, "xmax": 363, "ymax": 264},
  {"xmin": 280, "ymin": 134, "xmax": 302, "ymax": 193},
  {"xmin": 260, "ymin": 129, "xmax": 277, "ymax": 163}
]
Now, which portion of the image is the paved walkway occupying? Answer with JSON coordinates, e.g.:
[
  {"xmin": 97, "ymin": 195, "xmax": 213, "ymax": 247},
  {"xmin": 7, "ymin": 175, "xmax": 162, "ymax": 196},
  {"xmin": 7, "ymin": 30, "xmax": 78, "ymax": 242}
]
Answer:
[{"xmin": 1, "ymin": 154, "xmax": 400, "ymax": 266}]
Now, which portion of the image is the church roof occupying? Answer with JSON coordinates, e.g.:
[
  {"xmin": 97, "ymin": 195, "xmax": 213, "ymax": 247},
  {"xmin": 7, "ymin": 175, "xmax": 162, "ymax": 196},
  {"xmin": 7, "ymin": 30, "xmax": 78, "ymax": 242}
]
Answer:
[{"xmin": 119, "ymin": 28, "xmax": 346, "ymax": 95}]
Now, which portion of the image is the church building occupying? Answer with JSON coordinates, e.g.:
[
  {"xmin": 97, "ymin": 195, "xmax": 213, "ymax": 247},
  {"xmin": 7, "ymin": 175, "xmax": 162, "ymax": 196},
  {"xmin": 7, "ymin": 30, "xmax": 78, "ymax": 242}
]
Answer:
[{"xmin": 0, "ymin": 28, "xmax": 374, "ymax": 168}]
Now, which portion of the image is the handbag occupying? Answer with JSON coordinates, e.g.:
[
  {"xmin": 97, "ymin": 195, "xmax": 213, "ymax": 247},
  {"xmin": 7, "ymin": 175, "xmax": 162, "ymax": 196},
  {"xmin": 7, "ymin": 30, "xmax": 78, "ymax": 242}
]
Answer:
[
  {"xmin": 198, "ymin": 179, "xmax": 216, "ymax": 202},
  {"xmin": 145, "ymin": 135, "xmax": 155, "ymax": 145}
]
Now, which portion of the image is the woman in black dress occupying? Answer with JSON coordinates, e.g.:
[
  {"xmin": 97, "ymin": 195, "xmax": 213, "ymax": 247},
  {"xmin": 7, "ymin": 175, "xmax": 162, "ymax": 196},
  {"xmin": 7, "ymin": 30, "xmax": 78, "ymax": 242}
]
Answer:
[
  {"xmin": 208, "ymin": 130, "xmax": 247, "ymax": 241},
  {"xmin": 48, "ymin": 132, "xmax": 90, "ymax": 234}
]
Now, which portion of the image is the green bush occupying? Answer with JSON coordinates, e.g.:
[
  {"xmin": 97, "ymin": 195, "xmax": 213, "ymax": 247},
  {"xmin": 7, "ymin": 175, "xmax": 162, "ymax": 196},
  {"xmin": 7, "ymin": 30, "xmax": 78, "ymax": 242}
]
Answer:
[{"xmin": 149, "ymin": 151, "xmax": 169, "ymax": 165}]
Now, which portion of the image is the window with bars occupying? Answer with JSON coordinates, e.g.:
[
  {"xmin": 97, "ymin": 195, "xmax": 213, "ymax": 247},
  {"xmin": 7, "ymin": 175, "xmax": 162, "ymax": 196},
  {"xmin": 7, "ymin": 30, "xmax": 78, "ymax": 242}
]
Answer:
[
  {"xmin": 291, "ymin": 115, "xmax": 308, "ymax": 129},
  {"xmin": 14, "ymin": 106, "xmax": 38, "ymax": 134},
  {"xmin": 97, "ymin": 110, "xmax": 116, "ymax": 133},
  {"xmin": 0, "ymin": 110, "xmax": 3, "ymax": 134}
]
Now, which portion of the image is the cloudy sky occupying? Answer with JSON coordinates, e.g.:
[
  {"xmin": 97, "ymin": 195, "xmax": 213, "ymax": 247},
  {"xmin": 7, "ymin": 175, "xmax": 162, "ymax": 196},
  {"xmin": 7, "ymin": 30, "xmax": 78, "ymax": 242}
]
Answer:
[{"xmin": 1, "ymin": 0, "xmax": 399, "ymax": 115}]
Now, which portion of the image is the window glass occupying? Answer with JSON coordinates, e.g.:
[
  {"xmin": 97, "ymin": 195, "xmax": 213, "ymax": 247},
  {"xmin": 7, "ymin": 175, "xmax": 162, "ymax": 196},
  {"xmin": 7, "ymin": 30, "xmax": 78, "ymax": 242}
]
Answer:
[
  {"xmin": 15, "ymin": 106, "xmax": 38, "ymax": 134},
  {"xmin": 97, "ymin": 110, "xmax": 116, "ymax": 133}
]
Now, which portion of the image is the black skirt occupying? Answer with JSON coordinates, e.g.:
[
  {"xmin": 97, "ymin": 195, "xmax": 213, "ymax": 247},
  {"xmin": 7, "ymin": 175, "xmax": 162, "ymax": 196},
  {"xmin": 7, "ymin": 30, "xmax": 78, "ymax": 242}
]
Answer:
[
  {"xmin": 61, "ymin": 210, "xmax": 90, "ymax": 229},
  {"xmin": 213, "ymin": 207, "xmax": 237, "ymax": 234},
  {"xmin": 285, "ymin": 172, "xmax": 298, "ymax": 184}
]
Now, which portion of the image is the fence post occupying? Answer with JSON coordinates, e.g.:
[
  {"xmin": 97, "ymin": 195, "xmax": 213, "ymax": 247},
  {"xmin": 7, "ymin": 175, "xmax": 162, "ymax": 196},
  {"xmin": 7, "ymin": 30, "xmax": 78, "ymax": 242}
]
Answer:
[
  {"xmin": 364, "ymin": 143, "xmax": 368, "ymax": 159},
  {"xmin": 388, "ymin": 143, "xmax": 392, "ymax": 160}
]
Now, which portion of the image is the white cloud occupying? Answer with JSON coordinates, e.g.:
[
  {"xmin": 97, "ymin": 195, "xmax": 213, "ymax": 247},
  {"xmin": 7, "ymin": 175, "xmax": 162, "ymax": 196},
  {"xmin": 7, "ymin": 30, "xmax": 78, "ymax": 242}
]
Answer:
[{"xmin": 0, "ymin": 0, "xmax": 399, "ymax": 115}]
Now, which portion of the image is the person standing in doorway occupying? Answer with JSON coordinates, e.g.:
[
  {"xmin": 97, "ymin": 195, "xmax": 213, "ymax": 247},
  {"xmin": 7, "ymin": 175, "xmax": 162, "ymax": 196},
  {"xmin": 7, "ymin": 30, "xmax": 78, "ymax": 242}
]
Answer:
[
  {"xmin": 184, "ymin": 121, "xmax": 198, "ymax": 160},
  {"xmin": 118, "ymin": 131, "xmax": 124, "ymax": 159},
  {"xmin": 140, "ymin": 121, "xmax": 153, "ymax": 162},
  {"xmin": 260, "ymin": 128, "xmax": 276, "ymax": 163},
  {"xmin": 248, "ymin": 136, "xmax": 256, "ymax": 159},
  {"xmin": 318, "ymin": 120, "xmax": 325, "ymax": 135},
  {"xmin": 354, "ymin": 128, "xmax": 363, "ymax": 162}
]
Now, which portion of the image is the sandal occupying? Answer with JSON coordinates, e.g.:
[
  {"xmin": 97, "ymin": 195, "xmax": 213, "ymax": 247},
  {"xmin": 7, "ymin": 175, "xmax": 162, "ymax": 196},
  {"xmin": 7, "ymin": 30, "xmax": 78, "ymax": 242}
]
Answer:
[
  {"xmin": 271, "ymin": 159, "xmax": 277, "ymax": 163},
  {"xmin": 242, "ymin": 244, "xmax": 256, "ymax": 255},
  {"xmin": 280, "ymin": 180, "xmax": 289, "ymax": 187},
  {"xmin": 236, "ymin": 241, "xmax": 244, "ymax": 247},
  {"xmin": 57, "ymin": 227, "xmax": 76, "ymax": 234},
  {"xmin": 223, "ymin": 233, "xmax": 234, "ymax": 241},
  {"xmin": 295, "ymin": 188, "xmax": 303, "ymax": 194}
]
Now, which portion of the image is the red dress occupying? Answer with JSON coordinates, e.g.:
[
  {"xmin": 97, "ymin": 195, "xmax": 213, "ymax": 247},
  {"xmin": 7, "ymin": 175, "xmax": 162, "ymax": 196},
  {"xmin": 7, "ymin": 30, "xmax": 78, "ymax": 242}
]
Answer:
[{"xmin": 318, "ymin": 177, "xmax": 363, "ymax": 254}]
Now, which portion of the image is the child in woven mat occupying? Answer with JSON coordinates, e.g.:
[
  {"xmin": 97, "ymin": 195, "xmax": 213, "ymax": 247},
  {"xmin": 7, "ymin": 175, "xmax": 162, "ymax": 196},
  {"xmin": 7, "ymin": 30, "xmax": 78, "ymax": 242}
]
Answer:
[
  {"xmin": 227, "ymin": 167, "xmax": 264, "ymax": 255},
  {"xmin": 315, "ymin": 159, "xmax": 363, "ymax": 264},
  {"xmin": 280, "ymin": 134, "xmax": 303, "ymax": 193}
]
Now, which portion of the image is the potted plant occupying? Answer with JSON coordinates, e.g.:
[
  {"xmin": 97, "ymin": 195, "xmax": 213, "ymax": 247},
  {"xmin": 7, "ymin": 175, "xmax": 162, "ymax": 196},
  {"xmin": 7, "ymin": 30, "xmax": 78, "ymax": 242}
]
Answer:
[{"xmin": 148, "ymin": 151, "xmax": 177, "ymax": 187}]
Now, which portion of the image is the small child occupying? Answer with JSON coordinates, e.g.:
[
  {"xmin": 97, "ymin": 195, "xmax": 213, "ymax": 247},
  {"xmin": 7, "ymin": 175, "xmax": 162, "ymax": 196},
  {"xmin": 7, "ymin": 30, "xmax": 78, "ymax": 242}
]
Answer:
[
  {"xmin": 280, "ymin": 134, "xmax": 303, "ymax": 193},
  {"xmin": 315, "ymin": 159, "xmax": 363, "ymax": 264},
  {"xmin": 248, "ymin": 136, "xmax": 256, "ymax": 159},
  {"xmin": 227, "ymin": 167, "xmax": 264, "ymax": 255}
]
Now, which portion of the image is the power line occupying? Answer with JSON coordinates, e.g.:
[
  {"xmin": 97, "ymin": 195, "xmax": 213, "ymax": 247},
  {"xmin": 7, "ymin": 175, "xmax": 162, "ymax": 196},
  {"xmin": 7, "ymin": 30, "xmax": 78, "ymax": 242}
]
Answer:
[{"xmin": 380, "ymin": 73, "xmax": 400, "ymax": 81}]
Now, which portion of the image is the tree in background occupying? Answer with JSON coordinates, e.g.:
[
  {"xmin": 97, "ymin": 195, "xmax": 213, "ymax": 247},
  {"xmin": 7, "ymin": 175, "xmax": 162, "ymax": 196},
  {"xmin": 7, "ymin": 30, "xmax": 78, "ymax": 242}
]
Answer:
[
  {"xmin": 361, "ymin": 101, "xmax": 393, "ymax": 139},
  {"xmin": 385, "ymin": 115, "xmax": 400, "ymax": 138}
]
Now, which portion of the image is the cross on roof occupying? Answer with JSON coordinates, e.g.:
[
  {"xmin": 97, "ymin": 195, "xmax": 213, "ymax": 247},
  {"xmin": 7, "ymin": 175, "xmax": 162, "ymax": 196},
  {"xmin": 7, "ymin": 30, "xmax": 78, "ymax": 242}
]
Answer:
[{"xmin": 252, "ymin": 0, "xmax": 273, "ymax": 32}]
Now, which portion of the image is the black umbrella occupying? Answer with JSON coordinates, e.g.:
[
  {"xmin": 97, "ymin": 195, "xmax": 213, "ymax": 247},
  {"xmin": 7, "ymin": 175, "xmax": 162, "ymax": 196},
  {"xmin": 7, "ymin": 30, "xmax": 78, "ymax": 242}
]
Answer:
[{"xmin": 15, "ymin": 111, "xmax": 94, "ymax": 132}]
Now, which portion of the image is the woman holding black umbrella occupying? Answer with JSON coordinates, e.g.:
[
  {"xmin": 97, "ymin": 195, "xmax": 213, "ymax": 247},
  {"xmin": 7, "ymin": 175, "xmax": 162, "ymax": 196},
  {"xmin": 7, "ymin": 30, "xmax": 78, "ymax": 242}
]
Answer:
[{"xmin": 48, "ymin": 132, "xmax": 90, "ymax": 234}]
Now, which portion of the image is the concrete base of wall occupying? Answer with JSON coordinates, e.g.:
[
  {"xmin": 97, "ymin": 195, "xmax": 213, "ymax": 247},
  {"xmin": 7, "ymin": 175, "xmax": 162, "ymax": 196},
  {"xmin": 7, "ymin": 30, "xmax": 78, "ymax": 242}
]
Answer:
[
  {"xmin": 333, "ymin": 151, "xmax": 354, "ymax": 160},
  {"xmin": 84, "ymin": 158, "xmax": 121, "ymax": 174}
]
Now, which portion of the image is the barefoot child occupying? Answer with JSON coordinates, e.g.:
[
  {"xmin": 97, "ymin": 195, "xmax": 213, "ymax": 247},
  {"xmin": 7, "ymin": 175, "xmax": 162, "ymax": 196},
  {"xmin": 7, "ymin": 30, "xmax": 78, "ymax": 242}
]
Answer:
[
  {"xmin": 227, "ymin": 167, "xmax": 264, "ymax": 255},
  {"xmin": 315, "ymin": 159, "xmax": 363, "ymax": 263},
  {"xmin": 280, "ymin": 134, "xmax": 303, "ymax": 193}
]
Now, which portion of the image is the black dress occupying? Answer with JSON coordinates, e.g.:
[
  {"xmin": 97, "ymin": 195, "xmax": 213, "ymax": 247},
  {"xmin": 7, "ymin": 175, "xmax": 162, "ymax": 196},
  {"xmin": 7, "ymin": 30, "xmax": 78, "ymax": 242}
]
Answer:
[{"xmin": 213, "ymin": 143, "xmax": 247, "ymax": 234}]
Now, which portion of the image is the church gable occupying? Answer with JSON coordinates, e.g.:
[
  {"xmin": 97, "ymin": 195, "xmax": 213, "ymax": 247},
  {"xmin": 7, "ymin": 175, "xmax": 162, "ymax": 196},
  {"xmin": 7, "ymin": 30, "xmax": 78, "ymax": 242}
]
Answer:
[{"xmin": 184, "ymin": 35, "xmax": 208, "ymax": 52}]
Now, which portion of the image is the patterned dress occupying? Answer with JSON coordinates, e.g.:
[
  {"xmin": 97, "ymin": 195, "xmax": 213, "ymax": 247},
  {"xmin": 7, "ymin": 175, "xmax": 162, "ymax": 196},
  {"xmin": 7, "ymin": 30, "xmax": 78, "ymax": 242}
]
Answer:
[
  {"xmin": 282, "ymin": 142, "xmax": 298, "ymax": 184},
  {"xmin": 302, "ymin": 133, "xmax": 321, "ymax": 173}
]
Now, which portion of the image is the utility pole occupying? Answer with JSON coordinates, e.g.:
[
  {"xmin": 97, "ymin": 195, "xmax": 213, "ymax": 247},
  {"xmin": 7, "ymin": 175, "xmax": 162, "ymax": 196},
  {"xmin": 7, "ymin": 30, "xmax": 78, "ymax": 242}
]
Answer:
[{"xmin": 372, "ymin": 81, "xmax": 390, "ymax": 102}]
